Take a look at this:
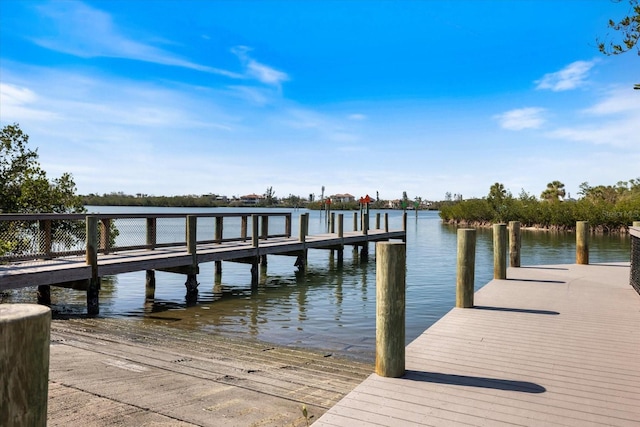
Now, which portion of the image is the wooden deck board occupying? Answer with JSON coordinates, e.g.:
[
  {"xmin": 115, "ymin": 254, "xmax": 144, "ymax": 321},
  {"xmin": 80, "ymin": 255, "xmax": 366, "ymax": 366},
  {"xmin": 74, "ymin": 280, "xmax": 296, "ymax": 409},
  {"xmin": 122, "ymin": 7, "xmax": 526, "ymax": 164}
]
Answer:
[{"xmin": 315, "ymin": 263, "xmax": 640, "ymax": 427}]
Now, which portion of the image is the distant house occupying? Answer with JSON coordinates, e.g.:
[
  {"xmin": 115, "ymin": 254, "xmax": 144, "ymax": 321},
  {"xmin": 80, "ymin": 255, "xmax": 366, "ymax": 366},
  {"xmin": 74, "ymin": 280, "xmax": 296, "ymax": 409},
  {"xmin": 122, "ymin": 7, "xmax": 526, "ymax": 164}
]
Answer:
[
  {"xmin": 330, "ymin": 193, "xmax": 355, "ymax": 203},
  {"xmin": 240, "ymin": 194, "xmax": 264, "ymax": 205},
  {"xmin": 387, "ymin": 199, "xmax": 401, "ymax": 209}
]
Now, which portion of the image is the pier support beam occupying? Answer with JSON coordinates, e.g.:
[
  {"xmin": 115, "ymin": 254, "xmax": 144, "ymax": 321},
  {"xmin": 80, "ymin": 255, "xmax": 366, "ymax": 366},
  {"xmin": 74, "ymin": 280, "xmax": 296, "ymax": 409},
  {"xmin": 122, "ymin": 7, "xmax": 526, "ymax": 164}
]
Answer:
[
  {"xmin": 456, "ymin": 228, "xmax": 476, "ymax": 308},
  {"xmin": 86, "ymin": 216, "xmax": 100, "ymax": 315},
  {"xmin": 145, "ymin": 270, "xmax": 156, "ymax": 300},
  {"xmin": 375, "ymin": 242, "xmax": 406, "ymax": 378},
  {"xmin": 37, "ymin": 285, "xmax": 51, "ymax": 306},
  {"xmin": 185, "ymin": 215, "xmax": 199, "ymax": 297}
]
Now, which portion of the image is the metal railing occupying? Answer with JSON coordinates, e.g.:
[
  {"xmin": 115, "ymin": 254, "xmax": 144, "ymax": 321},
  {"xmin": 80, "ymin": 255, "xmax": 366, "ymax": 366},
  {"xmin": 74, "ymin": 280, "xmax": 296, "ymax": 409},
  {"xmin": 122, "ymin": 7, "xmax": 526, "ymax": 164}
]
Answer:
[{"xmin": 0, "ymin": 212, "xmax": 292, "ymax": 263}]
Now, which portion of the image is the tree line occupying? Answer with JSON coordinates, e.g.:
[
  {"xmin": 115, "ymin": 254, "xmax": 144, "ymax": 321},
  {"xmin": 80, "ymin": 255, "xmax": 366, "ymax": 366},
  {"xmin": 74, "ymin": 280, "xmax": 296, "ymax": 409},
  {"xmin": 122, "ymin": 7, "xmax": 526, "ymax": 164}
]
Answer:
[{"xmin": 439, "ymin": 180, "xmax": 640, "ymax": 233}]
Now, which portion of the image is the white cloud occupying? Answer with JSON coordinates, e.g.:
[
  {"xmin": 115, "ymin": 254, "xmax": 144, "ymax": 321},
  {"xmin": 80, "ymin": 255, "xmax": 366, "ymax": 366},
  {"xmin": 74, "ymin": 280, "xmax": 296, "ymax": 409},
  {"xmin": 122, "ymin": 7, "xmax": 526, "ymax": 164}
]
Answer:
[
  {"xmin": 535, "ymin": 60, "xmax": 596, "ymax": 91},
  {"xmin": 231, "ymin": 46, "xmax": 289, "ymax": 88},
  {"xmin": 0, "ymin": 82, "xmax": 60, "ymax": 121},
  {"xmin": 583, "ymin": 87, "xmax": 640, "ymax": 115},
  {"xmin": 494, "ymin": 107, "xmax": 546, "ymax": 130},
  {"xmin": 348, "ymin": 114, "xmax": 367, "ymax": 121},
  {"xmin": 546, "ymin": 87, "xmax": 640, "ymax": 148},
  {"xmin": 33, "ymin": 1, "xmax": 241, "ymax": 78}
]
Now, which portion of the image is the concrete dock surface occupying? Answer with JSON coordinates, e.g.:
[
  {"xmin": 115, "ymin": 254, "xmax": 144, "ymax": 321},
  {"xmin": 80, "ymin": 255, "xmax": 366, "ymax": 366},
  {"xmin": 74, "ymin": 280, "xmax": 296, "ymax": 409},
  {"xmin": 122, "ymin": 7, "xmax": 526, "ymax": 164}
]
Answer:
[{"xmin": 47, "ymin": 317, "xmax": 372, "ymax": 426}]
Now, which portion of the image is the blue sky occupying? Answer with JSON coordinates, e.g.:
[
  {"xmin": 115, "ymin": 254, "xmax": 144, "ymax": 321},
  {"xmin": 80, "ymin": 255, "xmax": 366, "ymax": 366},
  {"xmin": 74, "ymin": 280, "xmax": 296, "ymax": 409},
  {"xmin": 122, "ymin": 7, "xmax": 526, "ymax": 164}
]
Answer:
[{"xmin": 1, "ymin": 1, "xmax": 638, "ymax": 201}]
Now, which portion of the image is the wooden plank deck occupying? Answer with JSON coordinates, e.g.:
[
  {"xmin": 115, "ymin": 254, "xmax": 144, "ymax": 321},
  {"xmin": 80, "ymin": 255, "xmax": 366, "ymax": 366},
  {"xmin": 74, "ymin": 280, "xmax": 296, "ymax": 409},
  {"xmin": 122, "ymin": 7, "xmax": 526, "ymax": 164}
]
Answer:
[
  {"xmin": 0, "ymin": 229, "xmax": 405, "ymax": 290},
  {"xmin": 315, "ymin": 262, "xmax": 640, "ymax": 426}
]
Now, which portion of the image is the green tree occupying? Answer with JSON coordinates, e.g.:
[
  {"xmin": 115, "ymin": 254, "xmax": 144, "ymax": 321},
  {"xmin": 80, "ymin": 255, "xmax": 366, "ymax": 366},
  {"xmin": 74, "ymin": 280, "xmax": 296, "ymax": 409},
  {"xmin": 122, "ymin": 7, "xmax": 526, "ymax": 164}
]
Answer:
[
  {"xmin": 263, "ymin": 186, "xmax": 276, "ymax": 206},
  {"xmin": 540, "ymin": 181, "xmax": 566, "ymax": 202},
  {"xmin": 487, "ymin": 182, "xmax": 506, "ymax": 209},
  {"xmin": 1, "ymin": 124, "xmax": 87, "ymax": 255},
  {"xmin": 1, "ymin": 124, "xmax": 85, "ymax": 214},
  {"xmin": 597, "ymin": 0, "xmax": 640, "ymax": 89}
]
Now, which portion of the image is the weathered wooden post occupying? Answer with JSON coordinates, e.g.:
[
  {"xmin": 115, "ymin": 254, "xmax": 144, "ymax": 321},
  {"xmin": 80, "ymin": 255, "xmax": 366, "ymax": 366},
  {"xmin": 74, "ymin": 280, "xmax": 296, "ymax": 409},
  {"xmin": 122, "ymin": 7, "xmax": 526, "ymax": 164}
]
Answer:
[
  {"xmin": 305, "ymin": 212, "xmax": 310, "ymax": 236},
  {"xmin": 145, "ymin": 217, "xmax": 156, "ymax": 299},
  {"xmin": 38, "ymin": 219, "xmax": 52, "ymax": 258},
  {"xmin": 576, "ymin": 221, "xmax": 589, "ymax": 265},
  {"xmin": 251, "ymin": 215, "xmax": 259, "ymax": 285},
  {"xmin": 37, "ymin": 218, "xmax": 53, "ymax": 305},
  {"xmin": 456, "ymin": 228, "xmax": 476, "ymax": 308},
  {"xmin": 363, "ymin": 212, "xmax": 369, "ymax": 236},
  {"xmin": 493, "ymin": 223, "xmax": 507, "ymax": 279},
  {"xmin": 285, "ymin": 214, "xmax": 292, "ymax": 237},
  {"xmin": 185, "ymin": 215, "xmax": 199, "ymax": 293},
  {"xmin": 0, "ymin": 304, "xmax": 51, "ymax": 427},
  {"xmin": 384, "ymin": 213, "xmax": 389, "ymax": 233},
  {"xmin": 296, "ymin": 214, "xmax": 308, "ymax": 272},
  {"xmin": 337, "ymin": 214, "xmax": 344, "ymax": 265},
  {"xmin": 145, "ymin": 270, "xmax": 155, "ymax": 300},
  {"xmin": 215, "ymin": 216, "xmax": 223, "ymax": 273},
  {"xmin": 509, "ymin": 220, "xmax": 521, "ymax": 267},
  {"xmin": 402, "ymin": 212, "xmax": 407, "ymax": 242},
  {"xmin": 100, "ymin": 218, "xmax": 111, "ymax": 254},
  {"xmin": 376, "ymin": 213, "xmax": 381, "ymax": 230},
  {"xmin": 353, "ymin": 212, "xmax": 358, "ymax": 231},
  {"xmin": 86, "ymin": 216, "xmax": 100, "ymax": 315},
  {"xmin": 146, "ymin": 217, "xmax": 157, "ymax": 249},
  {"xmin": 260, "ymin": 215, "xmax": 268, "ymax": 265},
  {"xmin": 241, "ymin": 216, "xmax": 248, "ymax": 242},
  {"xmin": 330, "ymin": 212, "xmax": 335, "ymax": 233},
  {"xmin": 375, "ymin": 242, "xmax": 406, "ymax": 378},
  {"xmin": 261, "ymin": 215, "xmax": 269, "ymax": 240}
]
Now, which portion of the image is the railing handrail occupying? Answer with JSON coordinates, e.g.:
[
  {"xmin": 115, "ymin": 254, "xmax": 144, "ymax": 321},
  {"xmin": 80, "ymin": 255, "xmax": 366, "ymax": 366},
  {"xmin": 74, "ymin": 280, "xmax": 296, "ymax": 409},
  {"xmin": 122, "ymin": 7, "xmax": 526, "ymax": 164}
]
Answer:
[
  {"xmin": 0, "ymin": 212, "xmax": 293, "ymax": 263},
  {"xmin": 0, "ymin": 212, "xmax": 292, "ymax": 221}
]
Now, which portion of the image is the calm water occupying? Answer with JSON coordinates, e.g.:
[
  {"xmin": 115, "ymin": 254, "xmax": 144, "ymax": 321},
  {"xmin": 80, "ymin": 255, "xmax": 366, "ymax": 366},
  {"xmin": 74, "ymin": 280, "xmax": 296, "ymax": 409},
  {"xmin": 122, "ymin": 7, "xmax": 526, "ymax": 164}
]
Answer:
[{"xmin": 3, "ymin": 207, "xmax": 631, "ymax": 361}]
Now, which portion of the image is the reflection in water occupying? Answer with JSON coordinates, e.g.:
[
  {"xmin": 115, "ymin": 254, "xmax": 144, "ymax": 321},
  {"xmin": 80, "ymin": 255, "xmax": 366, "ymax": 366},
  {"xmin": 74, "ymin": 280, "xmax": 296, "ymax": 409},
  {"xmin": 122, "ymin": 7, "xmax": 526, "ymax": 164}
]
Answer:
[{"xmin": 1, "ymin": 208, "xmax": 632, "ymax": 361}]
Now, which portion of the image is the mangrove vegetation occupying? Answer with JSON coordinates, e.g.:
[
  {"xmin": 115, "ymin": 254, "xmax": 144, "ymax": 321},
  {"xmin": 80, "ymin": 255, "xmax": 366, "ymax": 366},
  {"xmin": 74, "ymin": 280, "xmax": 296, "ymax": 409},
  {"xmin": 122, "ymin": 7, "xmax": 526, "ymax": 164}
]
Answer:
[{"xmin": 439, "ymin": 180, "xmax": 640, "ymax": 232}]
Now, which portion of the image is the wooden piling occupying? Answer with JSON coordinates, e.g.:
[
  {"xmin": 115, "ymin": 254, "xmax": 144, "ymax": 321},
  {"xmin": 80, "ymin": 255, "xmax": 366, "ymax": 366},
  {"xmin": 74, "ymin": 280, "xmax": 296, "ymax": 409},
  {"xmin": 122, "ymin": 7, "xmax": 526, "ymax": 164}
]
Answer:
[
  {"xmin": 353, "ymin": 212, "xmax": 358, "ymax": 231},
  {"xmin": 0, "ymin": 304, "xmax": 51, "ymax": 427},
  {"xmin": 261, "ymin": 215, "xmax": 269, "ymax": 240},
  {"xmin": 146, "ymin": 217, "xmax": 156, "ymax": 249},
  {"xmin": 252, "ymin": 215, "xmax": 259, "ymax": 247},
  {"xmin": 363, "ymin": 213, "xmax": 369, "ymax": 236},
  {"xmin": 402, "ymin": 213, "xmax": 407, "ymax": 242},
  {"xmin": 376, "ymin": 213, "xmax": 381, "ymax": 230},
  {"xmin": 384, "ymin": 213, "xmax": 389, "ymax": 233},
  {"xmin": 38, "ymin": 219, "xmax": 51, "ymax": 258},
  {"xmin": 145, "ymin": 270, "xmax": 156, "ymax": 300},
  {"xmin": 185, "ymin": 216, "xmax": 198, "ymax": 293},
  {"xmin": 100, "ymin": 218, "xmax": 111, "ymax": 254},
  {"xmin": 493, "ymin": 223, "xmax": 507, "ymax": 279},
  {"xmin": 456, "ymin": 228, "xmax": 476, "ymax": 308},
  {"xmin": 576, "ymin": 221, "xmax": 589, "ymax": 265},
  {"xmin": 241, "ymin": 216, "xmax": 248, "ymax": 241},
  {"xmin": 299, "ymin": 213, "xmax": 307, "ymax": 243},
  {"xmin": 375, "ymin": 242, "xmax": 406, "ymax": 378},
  {"xmin": 285, "ymin": 215, "xmax": 292, "ymax": 237},
  {"xmin": 330, "ymin": 212, "xmax": 335, "ymax": 233},
  {"xmin": 86, "ymin": 216, "xmax": 100, "ymax": 315},
  {"xmin": 337, "ymin": 214, "xmax": 344, "ymax": 265},
  {"xmin": 509, "ymin": 221, "xmax": 521, "ymax": 267}
]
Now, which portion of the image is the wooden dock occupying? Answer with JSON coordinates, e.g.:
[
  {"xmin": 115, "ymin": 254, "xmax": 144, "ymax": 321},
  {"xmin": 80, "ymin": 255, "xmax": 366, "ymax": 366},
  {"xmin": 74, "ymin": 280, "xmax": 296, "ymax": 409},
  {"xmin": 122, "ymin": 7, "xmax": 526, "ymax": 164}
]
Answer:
[
  {"xmin": 315, "ymin": 262, "xmax": 640, "ymax": 426},
  {"xmin": 0, "ymin": 211, "xmax": 405, "ymax": 314}
]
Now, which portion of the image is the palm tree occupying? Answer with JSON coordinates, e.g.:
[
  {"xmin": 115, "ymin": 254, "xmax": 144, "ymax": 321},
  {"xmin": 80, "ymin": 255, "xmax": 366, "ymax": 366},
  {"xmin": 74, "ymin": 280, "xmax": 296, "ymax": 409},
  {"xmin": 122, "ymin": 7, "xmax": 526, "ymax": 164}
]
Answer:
[{"xmin": 540, "ymin": 181, "xmax": 566, "ymax": 201}]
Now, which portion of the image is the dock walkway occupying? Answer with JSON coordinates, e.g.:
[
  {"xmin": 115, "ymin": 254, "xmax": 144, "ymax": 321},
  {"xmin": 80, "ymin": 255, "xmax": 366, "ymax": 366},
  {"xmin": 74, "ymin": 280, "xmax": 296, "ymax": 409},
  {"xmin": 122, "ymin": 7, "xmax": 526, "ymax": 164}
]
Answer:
[{"xmin": 316, "ymin": 262, "xmax": 640, "ymax": 426}]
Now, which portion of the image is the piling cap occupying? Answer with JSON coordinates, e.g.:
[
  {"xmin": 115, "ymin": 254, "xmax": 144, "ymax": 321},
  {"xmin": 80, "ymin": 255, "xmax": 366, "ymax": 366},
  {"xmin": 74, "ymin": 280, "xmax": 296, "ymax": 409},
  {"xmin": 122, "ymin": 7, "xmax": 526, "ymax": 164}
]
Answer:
[{"xmin": 0, "ymin": 304, "xmax": 51, "ymax": 323}]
